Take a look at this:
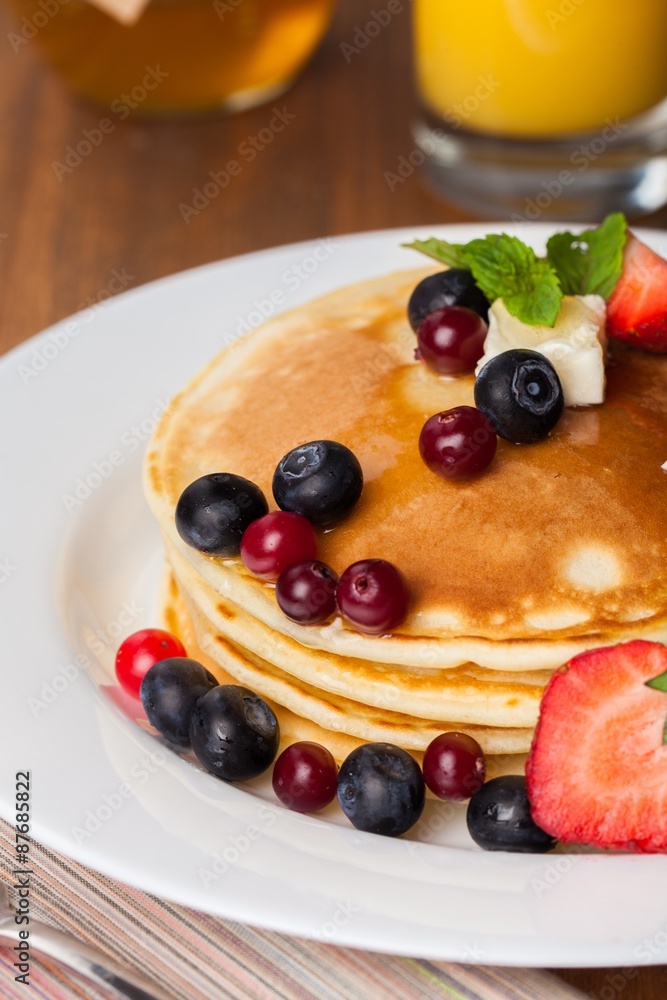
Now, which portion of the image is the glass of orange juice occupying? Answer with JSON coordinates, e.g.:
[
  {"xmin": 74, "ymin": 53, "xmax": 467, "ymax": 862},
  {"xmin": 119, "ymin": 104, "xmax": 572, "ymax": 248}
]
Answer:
[
  {"xmin": 6, "ymin": 0, "xmax": 334, "ymax": 115},
  {"xmin": 413, "ymin": 0, "xmax": 667, "ymax": 219}
]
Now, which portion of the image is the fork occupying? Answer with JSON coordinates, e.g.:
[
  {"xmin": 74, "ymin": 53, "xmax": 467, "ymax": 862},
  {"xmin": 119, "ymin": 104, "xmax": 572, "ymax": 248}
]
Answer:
[{"xmin": 0, "ymin": 882, "xmax": 173, "ymax": 999}]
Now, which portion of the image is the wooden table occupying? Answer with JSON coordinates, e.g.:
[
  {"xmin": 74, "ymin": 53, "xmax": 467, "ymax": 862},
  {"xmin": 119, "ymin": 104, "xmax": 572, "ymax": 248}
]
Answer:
[{"xmin": 1, "ymin": 1, "xmax": 666, "ymax": 996}]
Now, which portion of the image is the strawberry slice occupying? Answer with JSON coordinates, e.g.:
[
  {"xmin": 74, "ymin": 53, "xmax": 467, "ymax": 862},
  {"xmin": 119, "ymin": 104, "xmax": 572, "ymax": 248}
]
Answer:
[
  {"xmin": 526, "ymin": 640, "xmax": 667, "ymax": 853},
  {"xmin": 607, "ymin": 234, "xmax": 667, "ymax": 352}
]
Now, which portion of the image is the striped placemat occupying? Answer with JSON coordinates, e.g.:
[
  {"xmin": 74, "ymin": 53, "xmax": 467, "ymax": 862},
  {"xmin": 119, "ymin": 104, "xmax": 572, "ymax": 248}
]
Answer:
[{"xmin": 0, "ymin": 819, "xmax": 586, "ymax": 1000}]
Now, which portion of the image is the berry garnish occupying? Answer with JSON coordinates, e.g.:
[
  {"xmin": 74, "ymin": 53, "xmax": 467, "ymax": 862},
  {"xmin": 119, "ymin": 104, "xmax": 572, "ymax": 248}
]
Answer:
[
  {"xmin": 190, "ymin": 685, "xmax": 280, "ymax": 782},
  {"xmin": 276, "ymin": 560, "xmax": 338, "ymax": 624},
  {"xmin": 466, "ymin": 775, "xmax": 556, "ymax": 853},
  {"xmin": 419, "ymin": 405, "xmax": 497, "ymax": 479},
  {"xmin": 423, "ymin": 732, "xmax": 486, "ymax": 801},
  {"xmin": 474, "ymin": 349, "xmax": 564, "ymax": 444},
  {"xmin": 526, "ymin": 640, "xmax": 667, "ymax": 853},
  {"xmin": 416, "ymin": 306, "xmax": 487, "ymax": 375},
  {"xmin": 336, "ymin": 559, "xmax": 409, "ymax": 635},
  {"xmin": 140, "ymin": 657, "xmax": 218, "ymax": 747},
  {"xmin": 272, "ymin": 440, "xmax": 363, "ymax": 527},
  {"xmin": 407, "ymin": 269, "xmax": 490, "ymax": 332},
  {"xmin": 606, "ymin": 233, "xmax": 667, "ymax": 352},
  {"xmin": 115, "ymin": 628, "xmax": 186, "ymax": 700},
  {"xmin": 337, "ymin": 743, "xmax": 425, "ymax": 837},
  {"xmin": 175, "ymin": 473, "xmax": 268, "ymax": 556},
  {"xmin": 240, "ymin": 511, "xmax": 317, "ymax": 582},
  {"xmin": 272, "ymin": 741, "xmax": 338, "ymax": 812}
]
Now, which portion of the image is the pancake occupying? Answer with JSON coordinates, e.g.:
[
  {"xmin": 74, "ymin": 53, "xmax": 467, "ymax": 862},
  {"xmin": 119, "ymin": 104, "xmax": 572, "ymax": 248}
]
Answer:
[
  {"xmin": 166, "ymin": 541, "xmax": 547, "ymax": 727},
  {"xmin": 159, "ymin": 567, "xmax": 370, "ymax": 763},
  {"xmin": 162, "ymin": 530, "xmax": 667, "ymax": 672},
  {"xmin": 161, "ymin": 568, "xmax": 534, "ymax": 756},
  {"xmin": 145, "ymin": 266, "xmax": 667, "ymax": 757},
  {"xmin": 145, "ymin": 269, "xmax": 667, "ymax": 664}
]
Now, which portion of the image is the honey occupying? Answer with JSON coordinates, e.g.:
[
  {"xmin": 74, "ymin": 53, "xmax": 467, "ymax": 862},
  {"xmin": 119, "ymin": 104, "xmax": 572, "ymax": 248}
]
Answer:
[{"xmin": 9, "ymin": 0, "xmax": 334, "ymax": 114}]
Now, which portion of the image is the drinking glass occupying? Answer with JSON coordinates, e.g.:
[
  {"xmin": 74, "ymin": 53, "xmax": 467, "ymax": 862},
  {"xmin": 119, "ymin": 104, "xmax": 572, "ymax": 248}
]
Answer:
[
  {"xmin": 412, "ymin": 0, "xmax": 667, "ymax": 219},
  {"xmin": 7, "ymin": 0, "xmax": 334, "ymax": 114}
]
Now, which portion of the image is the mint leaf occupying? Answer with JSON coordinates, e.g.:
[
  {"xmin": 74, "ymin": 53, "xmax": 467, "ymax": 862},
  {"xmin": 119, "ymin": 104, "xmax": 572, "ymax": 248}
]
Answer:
[
  {"xmin": 401, "ymin": 238, "xmax": 467, "ymax": 269},
  {"xmin": 546, "ymin": 213, "xmax": 627, "ymax": 299},
  {"xmin": 544, "ymin": 232, "xmax": 588, "ymax": 295},
  {"xmin": 459, "ymin": 235, "xmax": 562, "ymax": 327},
  {"xmin": 404, "ymin": 233, "xmax": 562, "ymax": 327},
  {"xmin": 646, "ymin": 669, "xmax": 667, "ymax": 692}
]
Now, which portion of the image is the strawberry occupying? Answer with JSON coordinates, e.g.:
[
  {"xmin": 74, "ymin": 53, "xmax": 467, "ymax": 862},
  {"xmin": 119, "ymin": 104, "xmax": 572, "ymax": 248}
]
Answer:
[
  {"xmin": 526, "ymin": 640, "xmax": 667, "ymax": 853},
  {"xmin": 606, "ymin": 234, "xmax": 667, "ymax": 352}
]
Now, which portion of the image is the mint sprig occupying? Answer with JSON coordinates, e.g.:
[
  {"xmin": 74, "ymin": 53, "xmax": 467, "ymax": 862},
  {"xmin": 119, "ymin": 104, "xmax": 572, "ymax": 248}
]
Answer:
[
  {"xmin": 464, "ymin": 235, "xmax": 562, "ymax": 328},
  {"xmin": 546, "ymin": 212, "xmax": 627, "ymax": 298},
  {"xmin": 403, "ymin": 214, "xmax": 627, "ymax": 328},
  {"xmin": 404, "ymin": 233, "xmax": 562, "ymax": 327}
]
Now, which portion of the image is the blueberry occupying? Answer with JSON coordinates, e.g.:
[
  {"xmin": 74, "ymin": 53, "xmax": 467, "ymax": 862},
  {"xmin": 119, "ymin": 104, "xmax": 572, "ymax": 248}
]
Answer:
[
  {"xmin": 140, "ymin": 657, "xmax": 218, "ymax": 747},
  {"xmin": 175, "ymin": 473, "xmax": 268, "ymax": 556},
  {"xmin": 474, "ymin": 349, "xmax": 564, "ymax": 444},
  {"xmin": 466, "ymin": 775, "xmax": 556, "ymax": 853},
  {"xmin": 190, "ymin": 685, "xmax": 280, "ymax": 782},
  {"xmin": 408, "ymin": 269, "xmax": 490, "ymax": 332},
  {"xmin": 272, "ymin": 440, "xmax": 363, "ymax": 527},
  {"xmin": 337, "ymin": 743, "xmax": 425, "ymax": 837}
]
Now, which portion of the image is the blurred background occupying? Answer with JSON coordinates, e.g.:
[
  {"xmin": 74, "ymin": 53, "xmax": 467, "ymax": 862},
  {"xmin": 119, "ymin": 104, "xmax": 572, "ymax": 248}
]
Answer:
[
  {"xmin": 4, "ymin": 0, "xmax": 666, "ymax": 358},
  {"xmin": 1, "ymin": 0, "xmax": 452, "ymax": 354}
]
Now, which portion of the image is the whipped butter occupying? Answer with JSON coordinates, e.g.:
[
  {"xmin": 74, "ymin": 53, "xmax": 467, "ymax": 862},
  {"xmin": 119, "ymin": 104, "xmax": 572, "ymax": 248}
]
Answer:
[{"xmin": 476, "ymin": 295, "xmax": 607, "ymax": 407}]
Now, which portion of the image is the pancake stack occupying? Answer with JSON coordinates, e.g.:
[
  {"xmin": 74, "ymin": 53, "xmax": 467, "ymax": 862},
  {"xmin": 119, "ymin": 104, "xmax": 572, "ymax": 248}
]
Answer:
[{"xmin": 144, "ymin": 269, "xmax": 667, "ymax": 759}]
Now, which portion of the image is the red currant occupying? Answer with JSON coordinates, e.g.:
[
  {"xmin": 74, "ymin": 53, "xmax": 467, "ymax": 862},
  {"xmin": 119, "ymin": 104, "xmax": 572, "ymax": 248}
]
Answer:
[
  {"xmin": 419, "ymin": 405, "xmax": 497, "ymax": 480},
  {"xmin": 423, "ymin": 732, "xmax": 486, "ymax": 801},
  {"xmin": 241, "ymin": 511, "xmax": 317, "ymax": 581},
  {"xmin": 272, "ymin": 741, "xmax": 338, "ymax": 812},
  {"xmin": 337, "ymin": 559, "xmax": 409, "ymax": 635},
  {"xmin": 115, "ymin": 628, "xmax": 186, "ymax": 699},
  {"xmin": 276, "ymin": 561, "xmax": 338, "ymax": 624},
  {"xmin": 416, "ymin": 306, "xmax": 487, "ymax": 375}
]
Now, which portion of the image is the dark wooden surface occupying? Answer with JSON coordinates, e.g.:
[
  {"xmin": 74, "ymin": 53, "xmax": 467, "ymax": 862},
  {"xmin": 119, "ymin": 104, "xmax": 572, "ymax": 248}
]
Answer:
[{"xmin": 1, "ymin": 1, "xmax": 667, "ymax": 995}]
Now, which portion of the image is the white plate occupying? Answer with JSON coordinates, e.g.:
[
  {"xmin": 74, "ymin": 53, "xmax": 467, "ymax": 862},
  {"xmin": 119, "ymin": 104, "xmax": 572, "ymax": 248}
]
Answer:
[{"xmin": 2, "ymin": 224, "xmax": 667, "ymax": 969}]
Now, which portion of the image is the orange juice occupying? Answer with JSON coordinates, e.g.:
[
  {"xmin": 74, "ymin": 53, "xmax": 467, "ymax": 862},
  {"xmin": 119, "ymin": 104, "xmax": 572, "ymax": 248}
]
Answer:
[
  {"xmin": 8, "ymin": 0, "xmax": 333, "ymax": 114},
  {"xmin": 415, "ymin": 0, "xmax": 667, "ymax": 137}
]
